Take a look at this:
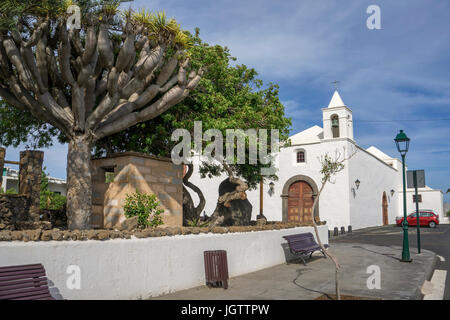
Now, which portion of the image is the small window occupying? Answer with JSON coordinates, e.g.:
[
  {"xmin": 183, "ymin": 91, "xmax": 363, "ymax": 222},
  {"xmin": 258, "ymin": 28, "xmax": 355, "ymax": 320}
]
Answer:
[
  {"xmin": 296, "ymin": 151, "xmax": 305, "ymax": 163},
  {"xmin": 412, "ymin": 194, "xmax": 422, "ymax": 203},
  {"xmin": 103, "ymin": 167, "xmax": 115, "ymax": 183}
]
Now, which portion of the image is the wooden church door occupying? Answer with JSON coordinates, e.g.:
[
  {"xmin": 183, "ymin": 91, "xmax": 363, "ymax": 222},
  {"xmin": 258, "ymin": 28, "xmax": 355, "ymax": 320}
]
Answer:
[
  {"xmin": 382, "ymin": 192, "xmax": 388, "ymax": 225},
  {"xmin": 288, "ymin": 181, "xmax": 314, "ymax": 222}
]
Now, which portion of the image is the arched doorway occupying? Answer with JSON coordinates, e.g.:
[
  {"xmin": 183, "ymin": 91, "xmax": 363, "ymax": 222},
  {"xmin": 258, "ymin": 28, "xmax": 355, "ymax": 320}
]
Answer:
[
  {"xmin": 281, "ymin": 174, "xmax": 320, "ymax": 222},
  {"xmin": 287, "ymin": 181, "xmax": 314, "ymax": 222},
  {"xmin": 382, "ymin": 192, "xmax": 388, "ymax": 225}
]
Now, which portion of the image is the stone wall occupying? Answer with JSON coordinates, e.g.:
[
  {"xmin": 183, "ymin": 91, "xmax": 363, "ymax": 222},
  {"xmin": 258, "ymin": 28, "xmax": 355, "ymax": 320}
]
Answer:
[
  {"xmin": 0, "ymin": 194, "xmax": 31, "ymax": 230},
  {"xmin": 91, "ymin": 152, "xmax": 183, "ymax": 229},
  {"xmin": 19, "ymin": 150, "xmax": 44, "ymax": 221},
  {"xmin": 40, "ymin": 208, "xmax": 68, "ymax": 229}
]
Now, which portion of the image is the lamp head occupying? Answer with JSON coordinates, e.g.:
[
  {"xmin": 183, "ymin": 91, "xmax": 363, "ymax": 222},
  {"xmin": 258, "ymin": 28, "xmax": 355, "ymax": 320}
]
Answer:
[
  {"xmin": 269, "ymin": 182, "xmax": 275, "ymax": 191},
  {"xmin": 394, "ymin": 130, "xmax": 410, "ymax": 156}
]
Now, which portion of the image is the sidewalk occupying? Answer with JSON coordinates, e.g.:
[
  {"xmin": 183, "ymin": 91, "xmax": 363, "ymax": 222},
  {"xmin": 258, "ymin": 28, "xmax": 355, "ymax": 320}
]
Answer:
[{"xmin": 151, "ymin": 242, "xmax": 437, "ymax": 300}]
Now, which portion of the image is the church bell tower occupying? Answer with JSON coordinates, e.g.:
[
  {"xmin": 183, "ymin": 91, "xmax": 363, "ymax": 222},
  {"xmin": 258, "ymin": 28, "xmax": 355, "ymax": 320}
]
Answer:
[{"xmin": 322, "ymin": 90, "xmax": 354, "ymax": 141}]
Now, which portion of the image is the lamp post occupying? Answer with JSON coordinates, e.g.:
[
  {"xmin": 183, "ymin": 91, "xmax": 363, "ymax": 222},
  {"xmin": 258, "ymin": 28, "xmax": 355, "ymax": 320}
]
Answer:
[{"xmin": 394, "ymin": 130, "xmax": 411, "ymax": 262}]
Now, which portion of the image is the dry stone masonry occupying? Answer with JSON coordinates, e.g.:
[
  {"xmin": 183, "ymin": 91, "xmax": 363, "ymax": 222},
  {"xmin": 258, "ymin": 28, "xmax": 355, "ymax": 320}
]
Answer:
[
  {"xmin": 0, "ymin": 221, "xmax": 327, "ymax": 242},
  {"xmin": 0, "ymin": 194, "xmax": 31, "ymax": 230},
  {"xmin": 0, "ymin": 148, "xmax": 45, "ymax": 230},
  {"xmin": 19, "ymin": 150, "xmax": 44, "ymax": 221}
]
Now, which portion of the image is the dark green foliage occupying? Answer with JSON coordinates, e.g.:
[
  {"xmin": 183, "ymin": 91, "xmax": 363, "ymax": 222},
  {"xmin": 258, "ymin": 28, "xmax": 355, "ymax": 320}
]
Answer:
[
  {"xmin": 0, "ymin": 188, "xmax": 18, "ymax": 194},
  {"xmin": 0, "ymin": 102, "xmax": 64, "ymax": 148}
]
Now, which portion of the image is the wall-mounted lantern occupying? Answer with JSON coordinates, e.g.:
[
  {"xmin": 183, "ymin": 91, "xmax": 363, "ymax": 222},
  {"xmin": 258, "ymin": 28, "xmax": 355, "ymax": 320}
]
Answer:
[
  {"xmin": 355, "ymin": 179, "xmax": 360, "ymax": 189},
  {"xmin": 390, "ymin": 189, "xmax": 395, "ymax": 196},
  {"xmin": 269, "ymin": 182, "xmax": 275, "ymax": 192}
]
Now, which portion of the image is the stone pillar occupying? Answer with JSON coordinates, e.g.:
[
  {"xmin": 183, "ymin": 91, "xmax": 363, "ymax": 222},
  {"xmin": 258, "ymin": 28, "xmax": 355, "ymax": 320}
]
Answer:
[
  {"xmin": 0, "ymin": 147, "xmax": 5, "ymax": 188},
  {"xmin": 19, "ymin": 150, "xmax": 44, "ymax": 221}
]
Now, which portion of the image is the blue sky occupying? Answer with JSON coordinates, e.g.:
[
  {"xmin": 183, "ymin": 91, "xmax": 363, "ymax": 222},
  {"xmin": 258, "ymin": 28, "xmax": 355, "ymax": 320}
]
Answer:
[{"xmin": 4, "ymin": 0, "xmax": 450, "ymax": 201}]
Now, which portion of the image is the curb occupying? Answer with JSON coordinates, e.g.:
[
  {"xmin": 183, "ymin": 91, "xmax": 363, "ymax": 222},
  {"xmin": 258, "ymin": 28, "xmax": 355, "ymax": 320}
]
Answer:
[
  {"xmin": 414, "ymin": 250, "xmax": 438, "ymax": 300},
  {"xmin": 328, "ymin": 225, "xmax": 398, "ymax": 241}
]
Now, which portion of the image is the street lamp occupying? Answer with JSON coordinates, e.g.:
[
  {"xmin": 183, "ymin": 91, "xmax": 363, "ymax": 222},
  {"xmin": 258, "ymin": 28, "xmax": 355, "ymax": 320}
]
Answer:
[{"xmin": 394, "ymin": 130, "xmax": 411, "ymax": 262}]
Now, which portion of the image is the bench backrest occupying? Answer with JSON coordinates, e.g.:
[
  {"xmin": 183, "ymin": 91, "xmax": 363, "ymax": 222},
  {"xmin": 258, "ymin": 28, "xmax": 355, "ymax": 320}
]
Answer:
[
  {"xmin": 283, "ymin": 232, "xmax": 317, "ymax": 250},
  {"xmin": 0, "ymin": 263, "xmax": 54, "ymax": 300}
]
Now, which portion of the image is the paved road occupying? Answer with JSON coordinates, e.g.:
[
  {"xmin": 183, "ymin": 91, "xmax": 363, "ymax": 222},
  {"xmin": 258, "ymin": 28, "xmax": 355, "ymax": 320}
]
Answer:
[{"xmin": 331, "ymin": 224, "xmax": 450, "ymax": 299}]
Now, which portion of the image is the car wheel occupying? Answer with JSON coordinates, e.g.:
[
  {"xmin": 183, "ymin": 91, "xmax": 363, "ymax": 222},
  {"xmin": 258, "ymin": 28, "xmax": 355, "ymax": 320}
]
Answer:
[{"xmin": 429, "ymin": 221, "xmax": 436, "ymax": 228}]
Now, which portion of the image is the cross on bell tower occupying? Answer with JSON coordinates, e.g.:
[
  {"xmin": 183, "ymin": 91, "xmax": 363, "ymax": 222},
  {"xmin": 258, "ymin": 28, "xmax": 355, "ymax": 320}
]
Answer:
[{"xmin": 331, "ymin": 80, "xmax": 340, "ymax": 90}]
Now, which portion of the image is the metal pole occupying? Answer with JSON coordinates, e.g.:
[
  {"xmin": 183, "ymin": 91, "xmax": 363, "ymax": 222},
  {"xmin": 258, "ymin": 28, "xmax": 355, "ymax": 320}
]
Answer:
[
  {"xmin": 401, "ymin": 154, "xmax": 411, "ymax": 262},
  {"xmin": 259, "ymin": 178, "xmax": 263, "ymax": 217},
  {"xmin": 413, "ymin": 171, "xmax": 421, "ymax": 254},
  {"xmin": 0, "ymin": 147, "xmax": 5, "ymax": 188}
]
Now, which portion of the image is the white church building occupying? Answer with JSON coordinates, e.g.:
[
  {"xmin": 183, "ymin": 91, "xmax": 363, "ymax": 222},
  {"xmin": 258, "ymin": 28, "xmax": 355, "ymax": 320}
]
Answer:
[{"xmin": 187, "ymin": 91, "xmax": 444, "ymax": 231}]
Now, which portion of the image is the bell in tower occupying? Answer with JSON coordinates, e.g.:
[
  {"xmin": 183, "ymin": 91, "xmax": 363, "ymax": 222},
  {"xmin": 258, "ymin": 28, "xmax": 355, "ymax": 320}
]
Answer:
[{"xmin": 331, "ymin": 114, "xmax": 340, "ymax": 138}]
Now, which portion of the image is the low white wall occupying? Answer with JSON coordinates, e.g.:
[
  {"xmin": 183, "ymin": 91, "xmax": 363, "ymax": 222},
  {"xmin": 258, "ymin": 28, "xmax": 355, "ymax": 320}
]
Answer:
[{"xmin": 0, "ymin": 225, "xmax": 328, "ymax": 300}]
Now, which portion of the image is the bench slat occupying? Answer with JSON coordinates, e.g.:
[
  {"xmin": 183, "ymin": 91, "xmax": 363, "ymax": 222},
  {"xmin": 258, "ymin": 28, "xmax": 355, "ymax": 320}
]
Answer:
[
  {"xmin": 14, "ymin": 293, "xmax": 53, "ymax": 300},
  {"xmin": 0, "ymin": 264, "xmax": 43, "ymax": 272},
  {"xmin": 0, "ymin": 272, "xmax": 46, "ymax": 282},
  {"xmin": 0, "ymin": 279, "xmax": 49, "ymax": 291},
  {"xmin": 0, "ymin": 267, "xmax": 45, "ymax": 276},
  {"xmin": 0, "ymin": 287, "xmax": 51, "ymax": 300}
]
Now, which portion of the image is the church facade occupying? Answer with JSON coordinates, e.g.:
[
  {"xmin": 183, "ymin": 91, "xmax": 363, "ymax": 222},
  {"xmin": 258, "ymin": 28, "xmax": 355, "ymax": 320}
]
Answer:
[{"xmin": 187, "ymin": 91, "xmax": 444, "ymax": 230}]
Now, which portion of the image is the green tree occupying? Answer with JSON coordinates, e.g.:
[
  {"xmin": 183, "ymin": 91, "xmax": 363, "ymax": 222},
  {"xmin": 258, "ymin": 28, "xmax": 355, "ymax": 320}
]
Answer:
[
  {"xmin": 93, "ymin": 30, "xmax": 292, "ymax": 224},
  {"xmin": 0, "ymin": 0, "xmax": 204, "ymax": 229}
]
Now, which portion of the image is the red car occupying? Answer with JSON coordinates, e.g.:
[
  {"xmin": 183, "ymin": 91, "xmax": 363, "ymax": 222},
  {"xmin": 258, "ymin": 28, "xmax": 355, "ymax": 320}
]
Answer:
[{"xmin": 396, "ymin": 210, "xmax": 439, "ymax": 228}]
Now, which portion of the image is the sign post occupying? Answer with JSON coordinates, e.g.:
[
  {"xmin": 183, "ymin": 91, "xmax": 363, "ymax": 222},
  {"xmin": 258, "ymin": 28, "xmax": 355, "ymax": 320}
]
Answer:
[{"xmin": 407, "ymin": 170, "xmax": 425, "ymax": 254}]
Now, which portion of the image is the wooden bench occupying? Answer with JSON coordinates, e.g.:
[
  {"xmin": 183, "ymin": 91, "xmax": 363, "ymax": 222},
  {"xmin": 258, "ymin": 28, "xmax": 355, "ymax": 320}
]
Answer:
[
  {"xmin": 283, "ymin": 232, "xmax": 329, "ymax": 265},
  {"xmin": 0, "ymin": 263, "xmax": 55, "ymax": 300}
]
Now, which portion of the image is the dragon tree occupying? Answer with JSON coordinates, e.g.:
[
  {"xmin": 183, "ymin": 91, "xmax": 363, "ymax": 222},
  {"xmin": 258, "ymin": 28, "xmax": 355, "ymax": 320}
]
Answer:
[{"xmin": 0, "ymin": 0, "xmax": 204, "ymax": 229}]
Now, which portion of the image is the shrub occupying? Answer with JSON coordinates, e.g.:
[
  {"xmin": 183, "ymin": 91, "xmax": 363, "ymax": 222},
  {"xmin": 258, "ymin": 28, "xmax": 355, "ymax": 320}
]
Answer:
[
  {"xmin": 123, "ymin": 189, "xmax": 164, "ymax": 228},
  {"xmin": 446, "ymin": 210, "xmax": 450, "ymax": 218},
  {"xmin": 187, "ymin": 218, "xmax": 210, "ymax": 227},
  {"xmin": 1, "ymin": 188, "xmax": 18, "ymax": 194},
  {"xmin": 40, "ymin": 170, "xmax": 66, "ymax": 210},
  {"xmin": 40, "ymin": 189, "xmax": 66, "ymax": 210}
]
